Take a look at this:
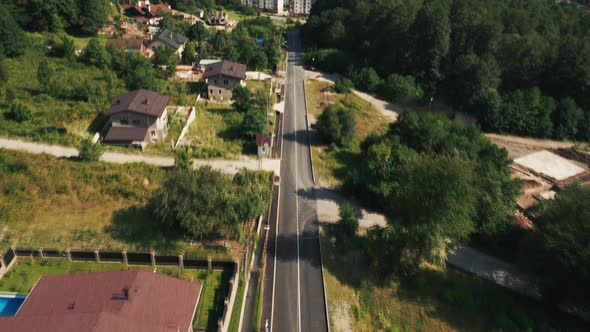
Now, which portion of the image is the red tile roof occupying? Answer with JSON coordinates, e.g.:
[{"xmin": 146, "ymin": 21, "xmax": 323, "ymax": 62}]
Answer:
[
  {"xmin": 107, "ymin": 89, "xmax": 170, "ymax": 117},
  {"xmin": 0, "ymin": 270, "xmax": 201, "ymax": 332}
]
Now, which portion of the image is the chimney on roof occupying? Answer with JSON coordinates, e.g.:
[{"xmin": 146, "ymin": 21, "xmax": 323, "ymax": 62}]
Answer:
[
  {"xmin": 145, "ymin": 98, "xmax": 150, "ymax": 106},
  {"xmin": 122, "ymin": 287, "xmax": 129, "ymax": 300}
]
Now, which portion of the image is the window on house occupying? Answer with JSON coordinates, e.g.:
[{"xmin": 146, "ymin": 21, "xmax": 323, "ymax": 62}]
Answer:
[
  {"xmin": 219, "ymin": 89, "xmax": 222, "ymax": 94},
  {"xmin": 120, "ymin": 118, "xmax": 128, "ymax": 125},
  {"xmin": 210, "ymin": 89, "xmax": 213, "ymax": 94},
  {"xmin": 223, "ymin": 80, "xmax": 228, "ymax": 85},
  {"xmin": 214, "ymin": 79, "xmax": 218, "ymax": 84},
  {"xmin": 151, "ymin": 131, "xmax": 156, "ymax": 137},
  {"xmin": 132, "ymin": 119, "xmax": 141, "ymax": 126}
]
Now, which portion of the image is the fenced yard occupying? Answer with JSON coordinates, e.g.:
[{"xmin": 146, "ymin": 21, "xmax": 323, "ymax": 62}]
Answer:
[{"xmin": 0, "ymin": 248, "xmax": 238, "ymax": 332}]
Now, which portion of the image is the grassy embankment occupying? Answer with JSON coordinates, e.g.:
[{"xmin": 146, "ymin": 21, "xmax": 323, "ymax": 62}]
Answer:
[
  {"xmin": 321, "ymin": 231, "xmax": 587, "ymax": 331},
  {"xmin": 0, "ymin": 48, "xmax": 121, "ymax": 146},
  {"xmin": 305, "ymin": 80, "xmax": 388, "ymax": 187},
  {"xmin": 0, "ymin": 259, "xmax": 230, "ymax": 331},
  {"xmin": 0, "ymin": 149, "xmax": 231, "ymax": 260}
]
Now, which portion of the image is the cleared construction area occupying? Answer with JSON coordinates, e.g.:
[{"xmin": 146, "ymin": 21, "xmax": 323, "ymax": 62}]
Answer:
[{"xmin": 514, "ymin": 150, "xmax": 586, "ymax": 182}]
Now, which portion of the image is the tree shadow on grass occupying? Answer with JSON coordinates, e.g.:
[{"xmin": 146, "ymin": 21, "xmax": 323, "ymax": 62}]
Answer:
[
  {"xmin": 395, "ymin": 267, "xmax": 589, "ymax": 331},
  {"xmin": 104, "ymin": 205, "xmax": 183, "ymax": 253}
]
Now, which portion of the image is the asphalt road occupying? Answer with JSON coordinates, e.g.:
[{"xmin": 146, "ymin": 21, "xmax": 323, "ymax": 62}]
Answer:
[{"xmin": 269, "ymin": 29, "xmax": 327, "ymax": 332}]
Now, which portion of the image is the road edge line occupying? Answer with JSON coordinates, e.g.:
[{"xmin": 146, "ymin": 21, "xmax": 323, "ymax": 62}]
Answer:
[
  {"xmin": 317, "ymin": 222, "xmax": 331, "ymax": 332},
  {"xmin": 302, "ymin": 79, "xmax": 330, "ymax": 331},
  {"xmin": 301, "ymin": 80, "xmax": 317, "ymax": 186},
  {"xmin": 270, "ymin": 182, "xmax": 281, "ymax": 332}
]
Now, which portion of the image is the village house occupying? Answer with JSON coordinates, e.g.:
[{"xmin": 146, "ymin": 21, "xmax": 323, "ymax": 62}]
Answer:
[
  {"xmin": 105, "ymin": 38, "xmax": 149, "ymax": 57},
  {"xmin": 121, "ymin": 0, "xmax": 172, "ymax": 25},
  {"xmin": 195, "ymin": 8, "xmax": 205, "ymax": 19},
  {"xmin": 148, "ymin": 28, "xmax": 188, "ymax": 58},
  {"xmin": 0, "ymin": 270, "xmax": 201, "ymax": 332},
  {"xmin": 102, "ymin": 89, "xmax": 171, "ymax": 148},
  {"xmin": 202, "ymin": 60, "xmax": 247, "ymax": 101},
  {"xmin": 207, "ymin": 11, "xmax": 228, "ymax": 26}
]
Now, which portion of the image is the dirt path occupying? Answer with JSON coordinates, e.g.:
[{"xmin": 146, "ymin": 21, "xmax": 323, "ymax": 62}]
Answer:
[
  {"xmin": 0, "ymin": 137, "xmax": 280, "ymax": 175},
  {"xmin": 304, "ymin": 70, "xmax": 400, "ymax": 123},
  {"xmin": 485, "ymin": 133, "xmax": 576, "ymax": 158}
]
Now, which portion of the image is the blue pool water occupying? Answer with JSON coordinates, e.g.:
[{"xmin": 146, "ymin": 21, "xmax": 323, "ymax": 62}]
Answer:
[{"xmin": 0, "ymin": 294, "xmax": 25, "ymax": 316}]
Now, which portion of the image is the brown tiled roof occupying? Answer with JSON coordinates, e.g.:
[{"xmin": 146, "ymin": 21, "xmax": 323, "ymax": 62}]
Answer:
[
  {"xmin": 104, "ymin": 127, "xmax": 149, "ymax": 142},
  {"xmin": 0, "ymin": 270, "xmax": 201, "ymax": 332},
  {"xmin": 256, "ymin": 133, "xmax": 272, "ymax": 147},
  {"xmin": 148, "ymin": 4, "xmax": 172, "ymax": 15},
  {"xmin": 107, "ymin": 89, "xmax": 170, "ymax": 117},
  {"xmin": 106, "ymin": 38, "xmax": 145, "ymax": 51},
  {"xmin": 202, "ymin": 60, "xmax": 247, "ymax": 80}
]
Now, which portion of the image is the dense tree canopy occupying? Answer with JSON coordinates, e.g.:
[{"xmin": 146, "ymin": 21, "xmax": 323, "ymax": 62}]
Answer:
[
  {"xmin": 527, "ymin": 184, "xmax": 590, "ymax": 303},
  {"xmin": 345, "ymin": 111, "xmax": 520, "ymax": 274},
  {"xmin": 1, "ymin": 0, "xmax": 109, "ymax": 36},
  {"xmin": 303, "ymin": 0, "xmax": 590, "ymax": 140},
  {"xmin": 150, "ymin": 167, "xmax": 271, "ymax": 240}
]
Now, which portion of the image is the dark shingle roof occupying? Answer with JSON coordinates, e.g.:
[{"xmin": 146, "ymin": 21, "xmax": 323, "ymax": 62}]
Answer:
[
  {"xmin": 0, "ymin": 270, "xmax": 201, "ymax": 332},
  {"xmin": 153, "ymin": 28, "xmax": 187, "ymax": 50},
  {"xmin": 107, "ymin": 89, "xmax": 170, "ymax": 117},
  {"xmin": 202, "ymin": 60, "xmax": 247, "ymax": 80},
  {"xmin": 104, "ymin": 127, "xmax": 149, "ymax": 142}
]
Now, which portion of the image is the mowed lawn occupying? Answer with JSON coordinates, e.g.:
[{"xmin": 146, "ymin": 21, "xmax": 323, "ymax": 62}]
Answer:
[
  {"xmin": 0, "ymin": 149, "xmax": 231, "ymax": 260},
  {"xmin": 186, "ymin": 103, "xmax": 255, "ymax": 158},
  {"xmin": 305, "ymin": 80, "xmax": 388, "ymax": 187},
  {"xmin": 321, "ymin": 232, "xmax": 586, "ymax": 331},
  {"xmin": 0, "ymin": 259, "xmax": 230, "ymax": 331}
]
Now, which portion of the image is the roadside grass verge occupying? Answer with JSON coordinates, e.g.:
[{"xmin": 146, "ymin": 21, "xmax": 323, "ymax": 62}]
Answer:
[
  {"xmin": 228, "ymin": 276, "xmax": 246, "ymax": 332},
  {"xmin": 305, "ymin": 80, "xmax": 388, "ymax": 188},
  {"xmin": 320, "ymin": 230, "xmax": 587, "ymax": 331},
  {"xmin": 0, "ymin": 259, "xmax": 231, "ymax": 332}
]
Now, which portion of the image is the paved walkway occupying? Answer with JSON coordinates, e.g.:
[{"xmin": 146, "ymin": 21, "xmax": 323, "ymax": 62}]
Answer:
[{"xmin": 0, "ymin": 137, "xmax": 280, "ymax": 175}]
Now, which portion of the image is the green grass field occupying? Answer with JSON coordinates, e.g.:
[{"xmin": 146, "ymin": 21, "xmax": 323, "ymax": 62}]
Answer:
[
  {"xmin": 0, "ymin": 259, "xmax": 231, "ymax": 331},
  {"xmin": 305, "ymin": 80, "xmax": 388, "ymax": 188},
  {"xmin": 321, "ymin": 231, "xmax": 586, "ymax": 331},
  {"xmin": 0, "ymin": 149, "xmax": 232, "ymax": 260},
  {"xmin": 185, "ymin": 103, "xmax": 255, "ymax": 159}
]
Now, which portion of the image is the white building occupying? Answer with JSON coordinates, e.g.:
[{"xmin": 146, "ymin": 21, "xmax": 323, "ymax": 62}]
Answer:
[
  {"xmin": 241, "ymin": 0, "xmax": 285, "ymax": 14},
  {"xmin": 290, "ymin": 0, "xmax": 315, "ymax": 15}
]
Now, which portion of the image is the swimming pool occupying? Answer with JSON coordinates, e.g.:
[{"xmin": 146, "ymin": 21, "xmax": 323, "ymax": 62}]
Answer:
[{"xmin": 0, "ymin": 294, "xmax": 26, "ymax": 316}]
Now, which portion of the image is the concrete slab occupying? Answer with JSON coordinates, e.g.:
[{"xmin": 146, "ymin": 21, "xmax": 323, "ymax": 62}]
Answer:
[{"xmin": 514, "ymin": 150, "xmax": 585, "ymax": 181}]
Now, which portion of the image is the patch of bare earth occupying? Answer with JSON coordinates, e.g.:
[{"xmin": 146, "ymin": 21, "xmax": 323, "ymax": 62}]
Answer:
[{"xmin": 332, "ymin": 301, "xmax": 353, "ymax": 332}]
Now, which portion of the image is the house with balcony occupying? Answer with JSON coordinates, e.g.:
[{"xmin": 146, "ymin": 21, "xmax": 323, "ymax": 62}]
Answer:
[
  {"xmin": 102, "ymin": 89, "xmax": 171, "ymax": 148},
  {"xmin": 202, "ymin": 60, "xmax": 247, "ymax": 101}
]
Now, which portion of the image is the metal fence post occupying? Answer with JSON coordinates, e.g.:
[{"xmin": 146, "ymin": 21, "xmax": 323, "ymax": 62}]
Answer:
[
  {"xmin": 150, "ymin": 250, "xmax": 156, "ymax": 267},
  {"xmin": 179, "ymin": 254, "xmax": 184, "ymax": 270},
  {"xmin": 94, "ymin": 250, "xmax": 100, "ymax": 263},
  {"xmin": 122, "ymin": 250, "xmax": 128, "ymax": 266}
]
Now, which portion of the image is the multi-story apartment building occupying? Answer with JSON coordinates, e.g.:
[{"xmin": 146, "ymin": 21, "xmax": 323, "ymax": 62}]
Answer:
[
  {"xmin": 290, "ymin": 0, "xmax": 314, "ymax": 15},
  {"xmin": 242, "ymin": 0, "xmax": 285, "ymax": 14}
]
